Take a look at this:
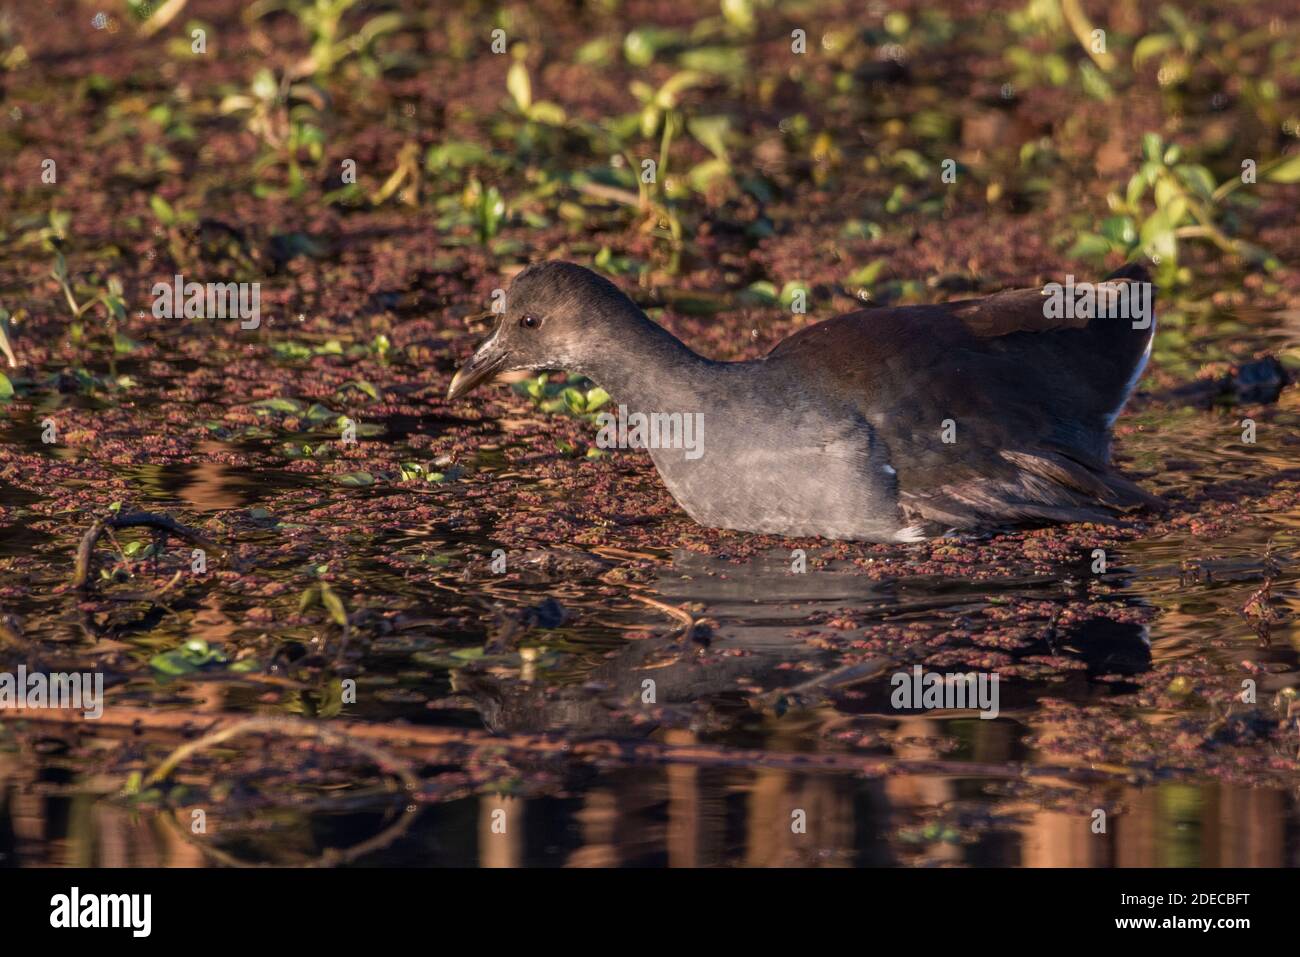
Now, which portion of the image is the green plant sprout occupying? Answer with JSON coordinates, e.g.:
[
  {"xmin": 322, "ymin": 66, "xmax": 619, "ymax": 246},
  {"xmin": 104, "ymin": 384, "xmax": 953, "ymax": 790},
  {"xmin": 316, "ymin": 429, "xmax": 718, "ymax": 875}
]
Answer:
[
  {"xmin": 41, "ymin": 214, "xmax": 133, "ymax": 378},
  {"xmin": 219, "ymin": 68, "xmax": 327, "ymax": 199},
  {"xmin": 1071, "ymin": 133, "xmax": 1299, "ymax": 286},
  {"xmin": 246, "ymin": 0, "xmax": 406, "ymax": 80}
]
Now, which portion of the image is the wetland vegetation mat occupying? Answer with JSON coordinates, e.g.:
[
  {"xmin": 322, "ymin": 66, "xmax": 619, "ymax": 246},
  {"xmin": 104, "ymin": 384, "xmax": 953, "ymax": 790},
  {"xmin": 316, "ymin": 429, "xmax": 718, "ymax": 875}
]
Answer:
[{"xmin": 0, "ymin": 0, "xmax": 1298, "ymax": 872}]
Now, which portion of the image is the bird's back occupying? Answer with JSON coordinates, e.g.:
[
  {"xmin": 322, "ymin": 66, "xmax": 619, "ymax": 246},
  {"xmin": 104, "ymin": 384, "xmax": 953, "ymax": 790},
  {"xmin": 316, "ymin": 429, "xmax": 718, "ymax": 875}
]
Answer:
[{"xmin": 762, "ymin": 267, "xmax": 1159, "ymax": 529}]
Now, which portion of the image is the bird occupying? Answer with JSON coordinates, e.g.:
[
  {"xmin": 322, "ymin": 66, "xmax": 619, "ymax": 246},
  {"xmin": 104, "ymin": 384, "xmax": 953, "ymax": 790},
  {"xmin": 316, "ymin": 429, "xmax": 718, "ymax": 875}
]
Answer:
[{"xmin": 448, "ymin": 261, "xmax": 1163, "ymax": 542}]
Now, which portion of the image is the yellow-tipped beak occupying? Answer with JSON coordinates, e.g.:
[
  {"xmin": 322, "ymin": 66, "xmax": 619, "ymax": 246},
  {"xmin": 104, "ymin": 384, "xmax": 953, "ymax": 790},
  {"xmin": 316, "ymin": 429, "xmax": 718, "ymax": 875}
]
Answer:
[{"xmin": 447, "ymin": 346, "xmax": 507, "ymax": 401}]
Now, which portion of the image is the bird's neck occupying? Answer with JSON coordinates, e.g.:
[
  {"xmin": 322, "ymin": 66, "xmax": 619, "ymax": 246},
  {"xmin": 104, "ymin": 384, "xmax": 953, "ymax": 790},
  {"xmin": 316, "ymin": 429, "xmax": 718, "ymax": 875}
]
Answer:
[{"xmin": 572, "ymin": 310, "xmax": 716, "ymax": 413}]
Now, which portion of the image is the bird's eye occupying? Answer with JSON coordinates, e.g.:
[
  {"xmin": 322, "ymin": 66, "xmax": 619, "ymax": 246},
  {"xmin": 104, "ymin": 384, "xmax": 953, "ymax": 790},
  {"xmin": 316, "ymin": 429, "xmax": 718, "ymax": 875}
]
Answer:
[{"xmin": 520, "ymin": 314, "xmax": 541, "ymax": 329}]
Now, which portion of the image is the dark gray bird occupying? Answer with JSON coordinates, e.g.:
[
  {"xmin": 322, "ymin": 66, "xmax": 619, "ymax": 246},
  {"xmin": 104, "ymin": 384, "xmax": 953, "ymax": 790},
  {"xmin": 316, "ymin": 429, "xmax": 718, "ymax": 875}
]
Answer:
[{"xmin": 448, "ymin": 261, "xmax": 1162, "ymax": 542}]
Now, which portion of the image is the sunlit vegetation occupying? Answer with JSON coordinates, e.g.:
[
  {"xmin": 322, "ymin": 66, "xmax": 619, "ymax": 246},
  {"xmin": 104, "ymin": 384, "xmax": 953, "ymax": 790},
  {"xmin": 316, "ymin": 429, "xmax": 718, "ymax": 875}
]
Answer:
[{"xmin": 0, "ymin": 0, "xmax": 1296, "ymax": 870}]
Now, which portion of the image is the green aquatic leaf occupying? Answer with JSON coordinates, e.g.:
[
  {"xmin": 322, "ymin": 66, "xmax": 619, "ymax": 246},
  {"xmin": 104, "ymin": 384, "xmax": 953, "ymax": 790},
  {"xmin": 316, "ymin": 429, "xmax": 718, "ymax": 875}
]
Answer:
[
  {"xmin": 319, "ymin": 583, "xmax": 348, "ymax": 628},
  {"xmin": 1139, "ymin": 209, "xmax": 1177, "ymax": 263},
  {"xmin": 251, "ymin": 397, "xmax": 303, "ymax": 414},
  {"xmin": 506, "ymin": 61, "xmax": 531, "ymax": 112},
  {"xmin": 1078, "ymin": 61, "xmax": 1112, "ymax": 101},
  {"xmin": 298, "ymin": 586, "xmax": 319, "ymax": 613},
  {"xmin": 575, "ymin": 36, "xmax": 615, "ymax": 65},
  {"xmin": 624, "ymin": 27, "xmax": 681, "ymax": 67},
  {"xmin": 348, "ymin": 380, "xmax": 379, "ymax": 400},
  {"xmin": 561, "ymin": 386, "xmax": 586, "ymax": 413},
  {"xmin": 679, "ymin": 46, "xmax": 746, "ymax": 79},
  {"xmin": 303, "ymin": 402, "xmax": 337, "ymax": 424},
  {"xmin": 1067, "ymin": 233, "xmax": 1113, "ymax": 260},
  {"xmin": 721, "ymin": 0, "xmax": 756, "ymax": 32},
  {"xmin": 687, "ymin": 158, "xmax": 731, "ymax": 192},
  {"xmin": 1100, "ymin": 215, "xmax": 1137, "ymax": 246},
  {"xmin": 779, "ymin": 280, "xmax": 810, "ymax": 308},
  {"xmin": 150, "ymin": 638, "xmax": 228, "ymax": 677},
  {"xmin": 336, "ymin": 471, "xmax": 375, "ymax": 487},
  {"xmin": 527, "ymin": 101, "xmax": 566, "ymax": 125},
  {"xmin": 271, "ymin": 341, "xmax": 314, "ymax": 360},
  {"xmin": 688, "ymin": 116, "xmax": 730, "ymax": 161},
  {"xmin": 846, "ymin": 259, "xmax": 887, "ymax": 287},
  {"xmin": 1133, "ymin": 33, "xmax": 1177, "ymax": 68},
  {"xmin": 149, "ymin": 194, "xmax": 176, "ymax": 226},
  {"xmin": 743, "ymin": 280, "xmax": 778, "ymax": 304},
  {"xmin": 425, "ymin": 141, "xmax": 488, "ymax": 172},
  {"xmin": 1263, "ymin": 153, "xmax": 1300, "ymax": 184}
]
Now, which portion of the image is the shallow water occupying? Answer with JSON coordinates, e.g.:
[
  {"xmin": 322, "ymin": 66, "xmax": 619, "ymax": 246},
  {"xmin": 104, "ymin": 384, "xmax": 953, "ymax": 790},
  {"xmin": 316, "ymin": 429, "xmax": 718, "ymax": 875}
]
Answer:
[{"xmin": 1, "ymin": 307, "xmax": 1298, "ymax": 868}]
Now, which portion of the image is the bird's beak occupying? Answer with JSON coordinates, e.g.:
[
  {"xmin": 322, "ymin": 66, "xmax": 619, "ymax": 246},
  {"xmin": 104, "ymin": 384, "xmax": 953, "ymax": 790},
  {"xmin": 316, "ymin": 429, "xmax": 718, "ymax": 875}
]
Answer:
[{"xmin": 447, "ymin": 330, "xmax": 508, "ymax": 401}]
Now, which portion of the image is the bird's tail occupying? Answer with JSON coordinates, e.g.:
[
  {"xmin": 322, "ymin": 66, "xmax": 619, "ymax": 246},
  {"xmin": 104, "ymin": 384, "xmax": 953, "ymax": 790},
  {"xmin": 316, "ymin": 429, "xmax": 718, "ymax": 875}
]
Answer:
[{"xmin": 1083, "ymin": 262, "xmax": 1157, "ymax": 407}]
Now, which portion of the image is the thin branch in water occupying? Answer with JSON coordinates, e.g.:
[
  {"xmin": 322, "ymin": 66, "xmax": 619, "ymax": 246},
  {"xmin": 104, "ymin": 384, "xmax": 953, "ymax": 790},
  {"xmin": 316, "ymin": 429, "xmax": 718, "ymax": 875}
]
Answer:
[
  {"xmin": 72, "ymin": 511, "xmax": 222, "ymax": 590},
  {"xmin": 627, "ymin": 591, "xmax": 708, "ymax": 642}
]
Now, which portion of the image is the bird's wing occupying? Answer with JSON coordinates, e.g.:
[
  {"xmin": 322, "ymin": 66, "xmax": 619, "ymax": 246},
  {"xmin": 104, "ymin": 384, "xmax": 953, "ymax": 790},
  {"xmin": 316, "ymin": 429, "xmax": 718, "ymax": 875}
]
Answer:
[
  {"xmin": 763, "ymin": 272, "xmax": 1161, "ymax": 530},
  {"xmin": 897, "ymin": 447, "xmax": 1165, "ymax": 531}
]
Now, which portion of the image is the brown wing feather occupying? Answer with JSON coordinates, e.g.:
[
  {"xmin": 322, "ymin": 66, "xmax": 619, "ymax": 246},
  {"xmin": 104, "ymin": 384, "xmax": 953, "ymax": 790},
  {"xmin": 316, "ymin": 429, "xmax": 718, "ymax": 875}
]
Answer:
[
  {"xmin": 946, "ymin": 279, "xmax": 1146, "ymax": 338},
  {"xmin": 763, "ymin": 269, "xmax": 1161, "ymax": 532},
  {"xmin": 899, "ymin": 448, "xmax": 1165, "ymax": 531}
]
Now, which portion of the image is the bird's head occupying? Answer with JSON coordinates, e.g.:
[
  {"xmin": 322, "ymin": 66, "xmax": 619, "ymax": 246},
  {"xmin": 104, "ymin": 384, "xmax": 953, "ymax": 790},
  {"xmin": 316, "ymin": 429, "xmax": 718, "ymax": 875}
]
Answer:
[{"xmin": 447, "ymin": 261, "xmax": 643, "ymax": 400}]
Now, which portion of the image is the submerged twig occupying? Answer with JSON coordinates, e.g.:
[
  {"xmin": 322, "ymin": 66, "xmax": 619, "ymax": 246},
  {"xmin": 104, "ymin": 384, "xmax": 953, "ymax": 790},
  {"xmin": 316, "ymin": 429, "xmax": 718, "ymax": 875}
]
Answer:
[
  {"xmin": 72, "ymin": 511, "xmax": 222, "ymax": 590},
  {"xmin": 752, "ymin": 657, "xmax": 899, "ymax": 712},
  {"xmin": 627, "ymin": 592, "xmax": 709, "ymax": 642}
]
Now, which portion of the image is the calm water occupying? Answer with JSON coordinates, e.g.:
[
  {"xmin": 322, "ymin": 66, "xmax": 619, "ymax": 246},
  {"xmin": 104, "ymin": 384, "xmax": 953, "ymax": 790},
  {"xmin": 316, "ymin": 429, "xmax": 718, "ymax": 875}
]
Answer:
[{"xmin": 1, "ymin": 307, "xmax": 1297, "ymax": 867}]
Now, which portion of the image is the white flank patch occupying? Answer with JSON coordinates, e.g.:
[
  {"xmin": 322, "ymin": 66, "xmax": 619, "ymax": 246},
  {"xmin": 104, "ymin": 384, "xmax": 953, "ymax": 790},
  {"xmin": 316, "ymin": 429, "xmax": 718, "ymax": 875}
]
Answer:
[
  {"xmin": 893, "ymin": 524, "xmax": 928, "ymax": 543},
  {"xmin": 1107, "ymin": 327, "xmax": 1155, "ymax": 427}
]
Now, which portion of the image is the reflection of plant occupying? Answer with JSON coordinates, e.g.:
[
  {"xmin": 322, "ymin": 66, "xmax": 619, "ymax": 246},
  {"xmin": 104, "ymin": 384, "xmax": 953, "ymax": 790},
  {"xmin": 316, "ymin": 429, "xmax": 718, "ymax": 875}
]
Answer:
[
  {"xmin": 298, "ymin": 577, "xmax": 350, "ymax": 631},
  {"xmin": 1071, "ymin": 134, "xmax": 1299, "ymax": 286}
]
